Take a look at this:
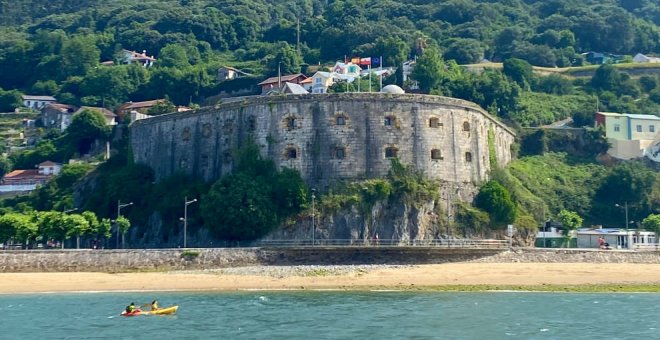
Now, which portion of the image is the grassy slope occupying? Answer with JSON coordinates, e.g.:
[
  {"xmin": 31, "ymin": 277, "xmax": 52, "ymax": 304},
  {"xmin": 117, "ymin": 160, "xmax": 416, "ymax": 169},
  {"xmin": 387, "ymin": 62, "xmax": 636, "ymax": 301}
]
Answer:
[{"xmin": 505, "ymin": 153, "xmax": 608, "ymax": 223}]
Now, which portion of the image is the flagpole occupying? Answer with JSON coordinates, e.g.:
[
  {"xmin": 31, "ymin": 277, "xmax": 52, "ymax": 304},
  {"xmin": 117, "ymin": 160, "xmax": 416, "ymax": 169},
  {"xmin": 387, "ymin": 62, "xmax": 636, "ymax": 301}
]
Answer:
[
  {"xmin": 379, "ymin": 72, "xmax": 383, "ymax": 92},
  {"xmin": 368, "ymin": 64, "xmax": 371, "ymax": 93}
]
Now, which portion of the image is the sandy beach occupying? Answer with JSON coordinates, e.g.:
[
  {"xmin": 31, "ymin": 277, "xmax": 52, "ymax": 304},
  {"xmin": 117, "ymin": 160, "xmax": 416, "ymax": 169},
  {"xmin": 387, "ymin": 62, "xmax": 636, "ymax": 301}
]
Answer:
[{"xmin": 2, "ymin": 263, "xmax": 660, "ymax": 293}]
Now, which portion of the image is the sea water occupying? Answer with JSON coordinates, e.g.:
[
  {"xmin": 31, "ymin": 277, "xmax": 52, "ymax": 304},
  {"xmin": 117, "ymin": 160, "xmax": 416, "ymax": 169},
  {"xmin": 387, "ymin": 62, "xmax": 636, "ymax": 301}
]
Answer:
[{"xmin": 0, "ymin": 291, "xmax": 658, "ymax": 339}]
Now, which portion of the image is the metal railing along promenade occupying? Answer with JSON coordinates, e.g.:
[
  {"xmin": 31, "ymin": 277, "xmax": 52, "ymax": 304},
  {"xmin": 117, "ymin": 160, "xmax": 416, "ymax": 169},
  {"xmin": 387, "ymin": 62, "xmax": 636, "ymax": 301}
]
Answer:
[{"xmin": 255, "ymin": 238, "xmax": 509, "ymax": 248}]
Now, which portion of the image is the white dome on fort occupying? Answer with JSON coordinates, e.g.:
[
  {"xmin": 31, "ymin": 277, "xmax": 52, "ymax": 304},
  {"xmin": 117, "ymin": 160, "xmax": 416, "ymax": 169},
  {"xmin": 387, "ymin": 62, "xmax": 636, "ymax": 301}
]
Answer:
[{"xmin": 381, "ymin": 85, "xmax": 405, "ymax": 94}]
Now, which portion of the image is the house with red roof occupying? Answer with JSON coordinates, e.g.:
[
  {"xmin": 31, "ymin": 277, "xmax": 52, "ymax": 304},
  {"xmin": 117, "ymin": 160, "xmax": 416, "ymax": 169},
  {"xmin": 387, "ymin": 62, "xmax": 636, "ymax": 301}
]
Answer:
[
  {"xmin": 258, "ymin": 74, "xmax": 307, "ymax": 94},
  {"xmin": 0, "ymin": 161, "xmax": 62, "ymax": 192}
]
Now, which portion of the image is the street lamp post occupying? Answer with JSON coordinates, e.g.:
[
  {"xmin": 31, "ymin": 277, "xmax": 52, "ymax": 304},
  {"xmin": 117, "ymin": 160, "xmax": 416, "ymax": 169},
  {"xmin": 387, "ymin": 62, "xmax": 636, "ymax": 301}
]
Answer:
[
  {"xmin": 64, "ymin": 208, "xmax": 78, "ymax": 249},
  {"xmin": 311, "ymin": 189, "xmax": 316, "ymax": 246},
  {"xmin": 182, "ymin": 196, "xmax": 198, "ymax": 248},
  {"xmin": 615, "ymin": 202, "xmax": 629, "ymax": 248},
  {"xmin": 117, "ymin": 200, "xmax": 133, "ymax": 249}
]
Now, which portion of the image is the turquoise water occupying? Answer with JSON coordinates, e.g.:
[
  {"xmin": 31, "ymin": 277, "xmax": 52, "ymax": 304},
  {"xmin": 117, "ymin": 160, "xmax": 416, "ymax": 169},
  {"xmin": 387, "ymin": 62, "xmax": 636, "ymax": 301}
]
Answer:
[{"xmin": 1, "ymin": 291, "xmax": 658, "ymax": 339}]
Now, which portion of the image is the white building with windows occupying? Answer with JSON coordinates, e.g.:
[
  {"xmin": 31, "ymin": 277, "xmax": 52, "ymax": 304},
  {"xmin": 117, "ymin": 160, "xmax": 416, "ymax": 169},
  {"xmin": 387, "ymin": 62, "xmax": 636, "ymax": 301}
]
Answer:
[
  {"xmin": 577, "ymin": 228, "xmax": 656, "ymax": 250},
  {"xmin": 595, "ymin": 112, "xmax": 660, "ymax": 161},
  {"xmin": 22, "ymin": 95, "xmax": 56, "ymax": 110}
]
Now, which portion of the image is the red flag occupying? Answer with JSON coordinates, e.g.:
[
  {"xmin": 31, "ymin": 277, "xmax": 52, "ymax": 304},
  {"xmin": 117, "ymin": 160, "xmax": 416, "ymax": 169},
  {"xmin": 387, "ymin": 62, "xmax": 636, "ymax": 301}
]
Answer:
[{"xmin": 360, "ymin": 57, "xmax": 371, "ymax": 66}]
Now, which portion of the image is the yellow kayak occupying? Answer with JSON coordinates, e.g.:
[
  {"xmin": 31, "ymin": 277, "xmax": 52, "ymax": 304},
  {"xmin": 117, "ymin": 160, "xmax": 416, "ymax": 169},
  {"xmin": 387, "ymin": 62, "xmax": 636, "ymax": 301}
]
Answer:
[
  {"xmin": 121, "ymin": 305, "xmax": 178, "ymax": 316},
  {"xmin": 145, "ymin": 305, "xmax": 179, "ymax": 315}
]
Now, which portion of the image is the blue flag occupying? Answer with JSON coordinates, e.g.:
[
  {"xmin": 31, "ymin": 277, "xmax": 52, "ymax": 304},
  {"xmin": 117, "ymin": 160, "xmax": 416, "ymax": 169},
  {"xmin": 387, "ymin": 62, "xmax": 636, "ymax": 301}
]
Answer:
[{"xmin": 371, "ymin": 57, "xmax": 381, "ymax": 67}]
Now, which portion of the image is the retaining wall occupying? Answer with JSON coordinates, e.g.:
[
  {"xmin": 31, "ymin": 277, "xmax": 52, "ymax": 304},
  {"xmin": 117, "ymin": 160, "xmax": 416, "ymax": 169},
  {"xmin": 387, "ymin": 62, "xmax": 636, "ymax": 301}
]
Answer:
[{"xmin": 1, "ymin": 248, "xmax": 659, "ymax": 272}]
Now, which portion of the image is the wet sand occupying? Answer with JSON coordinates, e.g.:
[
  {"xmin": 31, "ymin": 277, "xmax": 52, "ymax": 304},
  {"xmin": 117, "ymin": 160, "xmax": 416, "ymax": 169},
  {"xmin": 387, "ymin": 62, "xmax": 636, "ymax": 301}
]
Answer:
[{"xmin": 2, "ymin": 263, "xmax": 660, "ymax": 293}]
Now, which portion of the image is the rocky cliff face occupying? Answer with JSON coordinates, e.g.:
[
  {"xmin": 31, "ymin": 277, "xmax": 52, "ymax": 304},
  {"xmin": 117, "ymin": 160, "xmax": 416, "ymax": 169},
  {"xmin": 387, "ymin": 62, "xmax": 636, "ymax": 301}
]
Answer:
[{"xmin": 267, "ymin": 200, "xmax": 442, "ymax": 243}]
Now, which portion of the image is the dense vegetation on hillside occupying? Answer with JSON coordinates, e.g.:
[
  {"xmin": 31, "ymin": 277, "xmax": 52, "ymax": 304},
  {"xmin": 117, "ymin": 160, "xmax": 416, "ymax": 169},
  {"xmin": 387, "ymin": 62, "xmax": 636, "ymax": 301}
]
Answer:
[
  {"xmin": 0, "ymin": 0, "xmax": 659, "ymax": 120},
  {"xmin": 0, "ymin": 0, "xmax": 659, "ymax": 245}
]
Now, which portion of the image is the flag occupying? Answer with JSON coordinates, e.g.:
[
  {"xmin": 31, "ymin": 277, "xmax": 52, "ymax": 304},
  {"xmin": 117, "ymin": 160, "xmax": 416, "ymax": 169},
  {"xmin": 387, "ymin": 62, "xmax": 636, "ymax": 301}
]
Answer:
[
  {"xmin": 360, "ymin": 57, "xmax": 371, "ymax": 66},
  {"xmin": 350, "ymin": 57, "xmax": 360, "ymax": 64},
  {"xmin": 371, "ymin": 57, "xmax": 381, "ymax": 67}
]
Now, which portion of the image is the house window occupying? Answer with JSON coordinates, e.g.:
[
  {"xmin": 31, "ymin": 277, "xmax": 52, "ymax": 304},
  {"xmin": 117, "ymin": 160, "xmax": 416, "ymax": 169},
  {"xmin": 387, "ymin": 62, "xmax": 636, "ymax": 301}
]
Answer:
[
  {"xmin": 286, "ymin": 147, "xmax": 297, "ymax": 159},
  {"xmin": 463, "ymin": 121, "xmax": 470, "ymax": 131},
  {"xmin": 650, "ymin": 125, "xmax": 656, "ymax": 133},
  {"xmin": 286, "ymin": 117, "xmax": 297, "ymax": 130},
  {"xmin": 335, "ymin": 147, "xmax": 346, "ymax": 159},
  {"xmin": 614, "ymin": 124, "xmax": 620, "ymax": 132},
  {"xmin": 385, "ymin": 147, "xmax": 398, "ymax": 158},
  {"xmin": 384, "ymin": 116, "xmax": 393, "ymax": 126},
  {"xmin": 429, "ymin": 118, "xmax": 442, "ymax": 128},
  {"xmin": 336, "ymin": 116, "xmax": 346, "ymax": 126},
  {"xmin": 465, "ymin": 152, "xmax": 472, "ymax": 162},
  {"xmin": 636, "ymin": 125, "xmax": 642, "ymax": 132},
  {"xmin": 431, "ymin": 149, "xmax": 443, "ymax": 160},
  {"xmin": 315, "ymin": 78, "xmax": 322, "ymax": 84}
]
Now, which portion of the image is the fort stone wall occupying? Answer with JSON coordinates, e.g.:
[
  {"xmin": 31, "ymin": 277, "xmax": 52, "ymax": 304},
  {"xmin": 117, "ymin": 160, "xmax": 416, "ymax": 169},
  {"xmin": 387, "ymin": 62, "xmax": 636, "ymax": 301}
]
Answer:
[{"xmin": 130, "ymin": 93, "xmax": 515, "ymax": 190}]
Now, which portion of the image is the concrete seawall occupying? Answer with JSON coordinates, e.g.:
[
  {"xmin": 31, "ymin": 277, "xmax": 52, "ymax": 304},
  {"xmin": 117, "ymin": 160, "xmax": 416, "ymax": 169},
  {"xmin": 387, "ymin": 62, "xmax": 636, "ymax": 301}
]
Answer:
[{"xmin": 1, "ymin": 248, "xmax": 659, "ymax": 272}]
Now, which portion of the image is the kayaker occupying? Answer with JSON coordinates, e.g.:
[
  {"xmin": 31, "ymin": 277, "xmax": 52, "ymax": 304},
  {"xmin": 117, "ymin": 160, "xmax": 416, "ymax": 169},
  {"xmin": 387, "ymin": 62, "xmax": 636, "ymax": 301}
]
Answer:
[
  {"xmin": 151, "ymin": 300, "xmax": 159, "ymax": 311},
  {"xmin": 126, "ymin": 302, "xmax": 137, "ymax": 313}
]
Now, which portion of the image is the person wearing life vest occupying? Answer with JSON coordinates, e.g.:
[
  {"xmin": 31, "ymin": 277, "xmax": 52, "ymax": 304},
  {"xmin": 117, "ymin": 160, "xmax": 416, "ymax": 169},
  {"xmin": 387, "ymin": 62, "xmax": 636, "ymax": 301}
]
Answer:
[
  {"xmin": 151, "ymin": 300, "xmax": 159, "ymax": 311},
  {"xmin": 126, "ymin": 302, "xmax": 137, "ymax": 313}
]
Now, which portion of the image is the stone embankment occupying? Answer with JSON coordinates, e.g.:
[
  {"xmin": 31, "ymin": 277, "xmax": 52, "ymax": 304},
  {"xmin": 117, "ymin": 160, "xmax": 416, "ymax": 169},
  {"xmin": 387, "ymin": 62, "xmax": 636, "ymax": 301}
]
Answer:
[{"xmin": 0, "ymin": 247, "xmax": 659, "ymax": 272}]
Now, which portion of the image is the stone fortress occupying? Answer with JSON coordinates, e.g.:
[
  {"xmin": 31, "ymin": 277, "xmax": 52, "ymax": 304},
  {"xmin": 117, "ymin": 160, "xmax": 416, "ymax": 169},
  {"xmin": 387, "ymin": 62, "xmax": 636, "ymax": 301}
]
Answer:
[{"xmin": 130, "ymin": 93, "xmax": 516, "ymax": 194}]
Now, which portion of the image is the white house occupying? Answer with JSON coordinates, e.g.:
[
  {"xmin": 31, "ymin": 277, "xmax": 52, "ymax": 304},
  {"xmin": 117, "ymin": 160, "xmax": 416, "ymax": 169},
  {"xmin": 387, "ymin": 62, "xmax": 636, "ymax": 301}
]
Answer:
[
  {"xmin": 311, "ymin": 71, "xmax": 337, "ymax": 94},
  {"xmin": 38, "ymin": 161, "xmax": 62, "ymax": 176},
  {"xmin": 217, "ymin": 66, "xmax": 253, "ymax": 81},
  {"xmin": 576, "ymin": 228, "xmax": 656, "ymax": 250},
  {"xmin": 23, "ymin": 95, "xmax": 56, "ymax": 110},
  {"xmin": 632, "ymin": 53, "xmax": 660, "ymax": 63},
  {"xmin": 595, "ymin": 112, "xmax": 660, "ymax": 161},
  {"xmin": 332, "ymin": 62, "xmax": 362, "ymax": 77},
  {"xmin": 401, "ymin": 60, "xmax": 419, "ymax": 90},
  {"xmin": 121, "ymin": 49, "xmax": 156, "ymax": 67}
]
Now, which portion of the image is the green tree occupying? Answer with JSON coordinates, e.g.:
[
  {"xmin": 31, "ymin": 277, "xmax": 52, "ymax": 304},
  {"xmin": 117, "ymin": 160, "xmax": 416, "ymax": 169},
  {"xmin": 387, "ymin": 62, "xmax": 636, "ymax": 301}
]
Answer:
[
  {"xmin": 591, "ymin": 64, "xmax": 622, "ymax": 93},
  {"xmin": 267, "ymin": 43, "xmax": 302, "ymax": 76},
  {"xmin": 158, "ymin": 44, "xmax": 190, "ymax": 69},
  {"xmin": 503, "ymin": 58, "xmax": 534, "ymax": 89},
  {"xmin": 0, "ymin": 213, "xmax": 36, "ymax": 245},
  {"xmin": 116, "ymin": 216, "xmax": 131, "ymax": 247},
  {"xmin": 81, "ymin": 211, "xmax": 100, "ymax": 235},
  {"xmin": 642, "ymin": 214, "xmax": 660, "ymax": 235},
  {"xmin": 65, "ymin": 108, "xmax": 111, "ymax": 155},
  {"xmin": 474, "ymin": 180, "xmax": 517, "ymax": 228},
  {"xmin": 411, "ymin": 46, "xmax": 444, "ymax": 93},
  {"xmin": 0, "ymin": 89, "xmax": 23, "ymax": 112},
  {"xmin": 67, "ymin": 214, "xmax": 91, "ymax": 243},
  {"xmin": 97, "ymin": 218, "xmax": 113, "ymax": 239},
  {"xmin": 443, "ymin": 38, "xmax": 484, "ymax": 65},
  {"xmin": 0, "ymin": 156, "xmax": 12, "ymax": 177},
  {"xmin": 35, "ymin": 211, "xmax": 79, "ymax": 246},
  {"xmin": 557, "ymin": 209, "xmax": 583, "ymax": 237},
  {"xmin": 201, "ymin": 173, "xmax": 278, "ymax": 241},
  {"xmin": 146, "ymin": 100, "xmax": 176, "ymax": 116},
  {"xmin": 597, "ymin": 162, "xmax": 656, "ymax": 205},
  {"xmin": 60, "ymin": 36, "xmax": 100, "ymax": 78},
  {"xmin": 372, "ymin": 36, "xmax": 410, "ymax": 67},
  {"xmin": 272, "ymin": 168, "xmax": 308, "ymax": 217}
]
